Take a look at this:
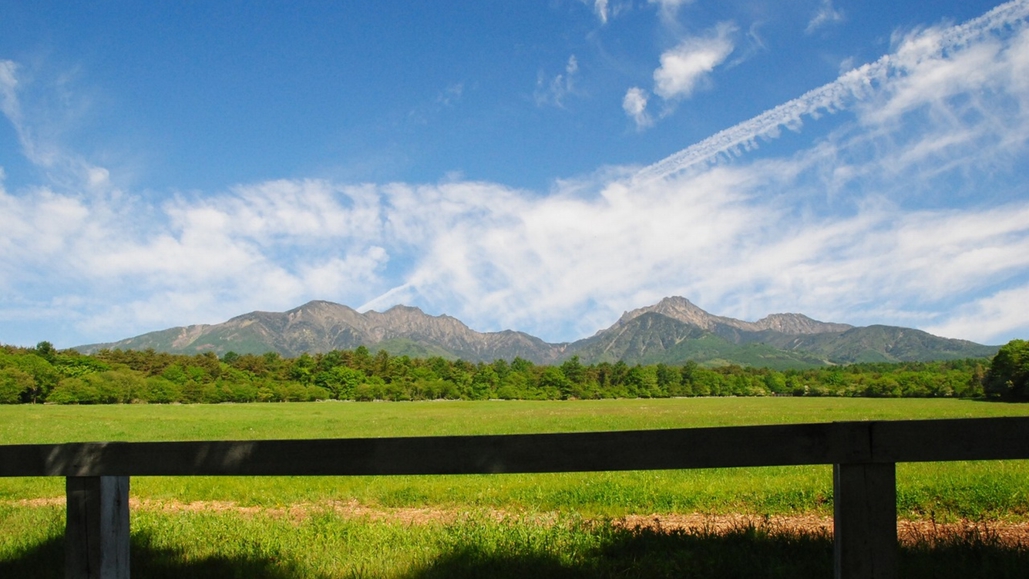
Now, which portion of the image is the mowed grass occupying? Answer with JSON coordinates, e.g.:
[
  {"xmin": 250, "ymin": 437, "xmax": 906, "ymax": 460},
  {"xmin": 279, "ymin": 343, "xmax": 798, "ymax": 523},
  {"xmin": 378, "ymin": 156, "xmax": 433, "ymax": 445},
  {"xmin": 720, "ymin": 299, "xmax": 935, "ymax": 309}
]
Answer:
[
  {"xmin": 6, "ymin": 397, "xmax": 1029, "ymax": 443},
  {"xmin": 3, "ymin": 398, "xmax": 1029, "ymax": 578}
]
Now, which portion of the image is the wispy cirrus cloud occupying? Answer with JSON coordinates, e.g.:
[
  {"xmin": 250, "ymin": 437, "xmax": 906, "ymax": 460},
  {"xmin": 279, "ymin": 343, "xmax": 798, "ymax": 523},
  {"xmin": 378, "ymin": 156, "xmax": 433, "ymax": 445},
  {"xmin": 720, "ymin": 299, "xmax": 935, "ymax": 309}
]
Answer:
[
  {"xmin": 587, "ymin": 0, "xmax": 609, "ymax": 24},
  {"xmin": 649, "ymin": 0, "xmax": 693, "ymax": 23},
  {"xmin": 0, "ymin": 59, "xmax": 112, "ymax": 193},
  {"xmin": 582, "ymin": 0, "xmax": 631, "ymax": 24},
  {"xmin": 807, "ymin": 0, "xmax": 845, "ymax": 34},
  {"xmin": 535, "ymin": 55, "xmax": 580, "ymax": 108},
  {"xmin": 636, "ymin": 0, "xmax": 1029, "ymax": 183},
  {"xmin": 0, "ymin": 61, "xmax": 21, "ymax": 124}
]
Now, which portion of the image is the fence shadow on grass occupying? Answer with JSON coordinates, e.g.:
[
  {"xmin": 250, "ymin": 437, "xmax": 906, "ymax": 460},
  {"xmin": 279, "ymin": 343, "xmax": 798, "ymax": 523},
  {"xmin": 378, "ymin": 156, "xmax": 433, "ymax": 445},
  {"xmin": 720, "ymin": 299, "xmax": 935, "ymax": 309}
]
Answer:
[
  {"xmin": 0, "ymin": 532, "xmax": 331, "ymax": 579},
  {"xmin": 2, "ymin": 525, "xmax": 1028, "ymax": 579},
  {"xmin": 404, "ymin": 525, "xmax": 1029, "ymax": 579},
  {"xmin": 404, "ymin": 525, "xmax": 835, "ymax": 579}
]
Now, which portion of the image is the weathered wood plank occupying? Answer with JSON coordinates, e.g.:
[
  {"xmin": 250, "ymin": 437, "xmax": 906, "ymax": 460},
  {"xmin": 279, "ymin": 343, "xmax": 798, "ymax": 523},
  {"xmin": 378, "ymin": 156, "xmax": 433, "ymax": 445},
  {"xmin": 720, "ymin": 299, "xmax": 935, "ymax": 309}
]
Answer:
[
  {"xmin": 834, "ymin": 463, "xmax": 897, "ymax": 579},
  {"xmin": 1, "ymin": 418, "xmax": 1026, "ymax": 479},
  {"xmin": 0, "ymin": 422, "xmax": 871, "ymax": 477},
  {"xmin": 870, "ymin": 416, "xmax": 1029, "ymax": 463},
  {"xmin": 65, "ymin": 476, "xmax": 130, "ymax": 579}
]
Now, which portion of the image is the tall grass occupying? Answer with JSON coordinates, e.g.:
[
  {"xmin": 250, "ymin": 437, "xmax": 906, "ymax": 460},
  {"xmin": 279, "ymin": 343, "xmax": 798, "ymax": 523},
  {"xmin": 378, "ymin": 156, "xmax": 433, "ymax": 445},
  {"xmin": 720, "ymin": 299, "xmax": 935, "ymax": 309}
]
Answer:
[{"xmin": 3, "ymin": 504, "xmax": 1028, "ymax": 578}]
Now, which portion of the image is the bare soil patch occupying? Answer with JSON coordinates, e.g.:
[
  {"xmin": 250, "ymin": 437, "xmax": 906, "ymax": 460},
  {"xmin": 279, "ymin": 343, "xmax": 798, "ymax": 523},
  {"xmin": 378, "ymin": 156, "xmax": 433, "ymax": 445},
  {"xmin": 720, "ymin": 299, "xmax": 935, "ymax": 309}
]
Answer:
[{"xmin": 617, "ymin": 513, "xmax": 1029, "ymax": 547}]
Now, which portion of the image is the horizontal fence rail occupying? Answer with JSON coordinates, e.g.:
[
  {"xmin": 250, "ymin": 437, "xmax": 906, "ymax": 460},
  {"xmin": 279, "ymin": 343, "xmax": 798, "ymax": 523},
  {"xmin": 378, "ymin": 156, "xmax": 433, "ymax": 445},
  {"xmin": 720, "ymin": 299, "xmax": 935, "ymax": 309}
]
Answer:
[
  {"xmin": 2, "ymin": 416, "xmax": 1028, "ymax": 579},
  {"xmin": 2, "ymin": 417, "xmax": 1028, "ymax": 478}
]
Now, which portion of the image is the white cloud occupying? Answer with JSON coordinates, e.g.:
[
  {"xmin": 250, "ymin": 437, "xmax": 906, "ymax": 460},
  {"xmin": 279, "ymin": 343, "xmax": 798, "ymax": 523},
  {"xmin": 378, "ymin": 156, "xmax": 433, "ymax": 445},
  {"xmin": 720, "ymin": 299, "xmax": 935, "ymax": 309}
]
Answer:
[
  {"xmin": 807, "ymin": 0, "xmax": 845, "ymax": 33},
  {"xmin": 3, "ymin": 1, "xmax": 1029, "ymax": 347},
  {"xmin": 924, "ymin": 285, "xmax": 1029, "ymax": 343},
  {"xmin": 649, "ymin": 0, "xmax": 693, "ymax": 23},
  {"xmin": 622, "ymin": 87, "xmax": 652, "ymax": 129},
  {"xmin": 626, "ymin": 22, "xmax": 737, "ymax": 130},
  {"xmin": 0, "ymin": 59, "xmax": 116, "ymax": 194},
  {"xmin": 0, "ymin": 60, "xmax": 21, "ymax": 123},
  {"xmin": 535, "ymin": 55, "xmax": 579, "ymax": 108},
  {"xmin": 436, "ymin": 83, "xmax": 464, "ymax": 107},
  {"xmin": 653, "ymin": 23, "xmax": 736, "ymax": 101},
  {"xmin": 636, "ymin": 1, "xmax": 1029, "ymax": 182}
]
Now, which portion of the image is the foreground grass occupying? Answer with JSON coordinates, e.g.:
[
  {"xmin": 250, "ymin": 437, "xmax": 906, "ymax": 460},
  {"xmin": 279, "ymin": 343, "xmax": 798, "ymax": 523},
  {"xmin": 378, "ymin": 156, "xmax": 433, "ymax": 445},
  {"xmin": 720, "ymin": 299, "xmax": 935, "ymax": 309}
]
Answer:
[
  {"xmin": 2, "ymin": 398, "xmax": 1029, "ymax": 577},
  {"xmin": 3, "ymin": 504, "xmax": 1028, "ymax": 579}
]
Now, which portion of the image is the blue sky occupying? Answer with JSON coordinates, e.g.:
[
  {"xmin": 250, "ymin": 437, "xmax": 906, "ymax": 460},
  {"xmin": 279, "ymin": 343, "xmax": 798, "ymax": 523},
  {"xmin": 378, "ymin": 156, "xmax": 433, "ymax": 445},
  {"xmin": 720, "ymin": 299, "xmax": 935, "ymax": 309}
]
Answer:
[{"xmin": 2, "ymin": 0, "xmax": 1029, "ymax": 348}]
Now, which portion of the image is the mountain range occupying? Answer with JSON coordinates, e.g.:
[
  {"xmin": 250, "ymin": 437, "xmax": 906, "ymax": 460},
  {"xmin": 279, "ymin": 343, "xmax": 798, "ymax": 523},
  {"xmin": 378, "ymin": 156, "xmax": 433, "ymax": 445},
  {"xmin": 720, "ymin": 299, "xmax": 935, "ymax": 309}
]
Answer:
[{"xmin": 75, "ymin": 297, "xmax": 998, "ymax": 369}]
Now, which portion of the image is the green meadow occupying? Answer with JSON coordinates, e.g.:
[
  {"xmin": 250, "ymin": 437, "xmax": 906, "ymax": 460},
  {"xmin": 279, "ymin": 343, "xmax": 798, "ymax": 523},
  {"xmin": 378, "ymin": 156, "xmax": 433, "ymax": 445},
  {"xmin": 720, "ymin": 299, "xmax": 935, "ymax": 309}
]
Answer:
[{"xmin": 3, "ymin": 398, "xmax": 1029, "ymax": 577}]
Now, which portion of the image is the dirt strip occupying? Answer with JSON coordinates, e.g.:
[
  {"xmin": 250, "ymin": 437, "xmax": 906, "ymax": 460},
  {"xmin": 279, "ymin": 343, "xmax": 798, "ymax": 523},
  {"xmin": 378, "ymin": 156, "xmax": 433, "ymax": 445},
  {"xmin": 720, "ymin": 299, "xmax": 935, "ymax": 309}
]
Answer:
[
  {"xmin": 617, "ymin": 513, "xmax": 1029, "ymax": 547},
  {"xmin": 8, "ymin": 498, "xmax": 1029, "ymax": 547}
]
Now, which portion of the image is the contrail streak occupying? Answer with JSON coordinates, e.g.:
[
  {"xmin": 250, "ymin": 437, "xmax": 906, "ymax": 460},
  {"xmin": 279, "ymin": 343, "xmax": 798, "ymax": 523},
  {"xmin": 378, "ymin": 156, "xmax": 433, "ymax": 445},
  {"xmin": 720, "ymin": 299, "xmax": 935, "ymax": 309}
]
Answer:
[{"xmin": 634, "ymin": 0, "xmax": 1029, "ymax": 184}]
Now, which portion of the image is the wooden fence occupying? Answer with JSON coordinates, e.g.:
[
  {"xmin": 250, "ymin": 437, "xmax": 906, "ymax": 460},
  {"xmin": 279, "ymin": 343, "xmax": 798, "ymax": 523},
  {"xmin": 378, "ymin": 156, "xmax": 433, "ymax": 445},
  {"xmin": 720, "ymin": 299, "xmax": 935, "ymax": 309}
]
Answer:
[{"xmin": 2, "ymin": 416, "xmax": 1029, "ymax": 579}]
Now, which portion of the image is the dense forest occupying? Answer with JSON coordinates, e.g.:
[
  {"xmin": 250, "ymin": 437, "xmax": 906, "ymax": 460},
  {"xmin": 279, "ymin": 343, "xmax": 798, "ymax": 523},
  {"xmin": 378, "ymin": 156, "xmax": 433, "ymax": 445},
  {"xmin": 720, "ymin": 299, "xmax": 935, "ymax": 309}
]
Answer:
[{"xmin": 1, "ymin": 340, "xmax": 1026, "ymax": 404}]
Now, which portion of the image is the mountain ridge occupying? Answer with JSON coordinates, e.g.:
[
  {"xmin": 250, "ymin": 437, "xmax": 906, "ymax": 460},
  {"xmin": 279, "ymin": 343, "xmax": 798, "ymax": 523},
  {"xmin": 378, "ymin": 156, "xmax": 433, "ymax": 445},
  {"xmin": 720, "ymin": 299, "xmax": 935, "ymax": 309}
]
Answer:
[
  {"xmin": 75, "ymin": 297, "xmax": 997, "ymax": 368},
  {"xmin": 613, "ymin": 296, "xmax": 853, "ymax": 335}
]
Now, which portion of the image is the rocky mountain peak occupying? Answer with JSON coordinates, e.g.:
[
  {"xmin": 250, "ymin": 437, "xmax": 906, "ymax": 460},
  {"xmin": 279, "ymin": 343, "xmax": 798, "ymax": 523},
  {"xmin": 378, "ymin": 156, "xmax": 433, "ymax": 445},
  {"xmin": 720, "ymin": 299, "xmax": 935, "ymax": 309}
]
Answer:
[
  {"xmin": 367, "ymin": 304, "xmax": 474, "ymax": 338},
  {"xmin": 615, "ymin": 297, "xmax": 854, "ymax": 335},
  {"xmin": 284, "ymin": 300, "xmax": 363, "ymax": 327},
  {"xmin": 617, "ymin": 296, "xmax": 718, "ymax": 329},
  {"xmin": 752, "ymin": 313, "xmax": 853, "ymax": 335}
]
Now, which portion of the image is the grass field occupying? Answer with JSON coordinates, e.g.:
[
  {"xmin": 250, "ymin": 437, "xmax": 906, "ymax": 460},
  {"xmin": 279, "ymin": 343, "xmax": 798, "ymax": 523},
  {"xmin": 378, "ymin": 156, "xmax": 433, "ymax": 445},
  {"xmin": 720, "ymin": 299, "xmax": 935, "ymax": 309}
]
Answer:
[{"xmin": 3, "ymin": 398, "xmax": 1029, "ymax": 577}]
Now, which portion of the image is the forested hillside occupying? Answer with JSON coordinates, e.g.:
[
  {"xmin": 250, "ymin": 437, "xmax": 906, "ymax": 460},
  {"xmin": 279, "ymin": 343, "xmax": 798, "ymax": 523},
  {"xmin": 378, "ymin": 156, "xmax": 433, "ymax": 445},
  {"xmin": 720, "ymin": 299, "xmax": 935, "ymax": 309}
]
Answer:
[{"xmin": 3, "ymin": 340, "xmax": 1022, "ymax": 404}]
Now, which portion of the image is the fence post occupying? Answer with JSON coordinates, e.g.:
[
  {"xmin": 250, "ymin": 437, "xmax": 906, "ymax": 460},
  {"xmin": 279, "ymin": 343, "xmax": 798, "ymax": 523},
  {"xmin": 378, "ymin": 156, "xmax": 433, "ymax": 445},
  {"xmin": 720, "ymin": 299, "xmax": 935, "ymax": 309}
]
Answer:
[
  {"xmin": 65, "ymin": 476, "xmax": 130, "ymax": 579},
  {"xmin": 833, "ymin": 463, "xmax": 897, "ymax": 579}
]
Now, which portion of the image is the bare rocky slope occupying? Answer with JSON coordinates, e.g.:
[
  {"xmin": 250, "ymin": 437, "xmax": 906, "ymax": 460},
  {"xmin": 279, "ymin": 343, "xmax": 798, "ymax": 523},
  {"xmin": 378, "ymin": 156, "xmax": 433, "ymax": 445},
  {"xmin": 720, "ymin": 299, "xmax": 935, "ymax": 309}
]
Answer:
[{"xmin": 76, "ymin": 297, "xmax": 997, "ymax": 367}]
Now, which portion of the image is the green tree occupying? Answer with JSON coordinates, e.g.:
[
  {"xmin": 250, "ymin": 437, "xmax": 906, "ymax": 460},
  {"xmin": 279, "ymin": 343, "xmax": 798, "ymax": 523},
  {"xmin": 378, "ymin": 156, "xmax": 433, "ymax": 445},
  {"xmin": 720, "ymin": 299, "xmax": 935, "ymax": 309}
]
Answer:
[
  {"xmin": 34, "ymin": 341, "xmax": 57, "ymax": 363},
  {"xmin": 985, "ymin": 339, "xmax": 1029, "ymax": 400},
  {"xmin": 625, "ymin": 365, "xmax": 660, "ymax": 397},
  {"xmin": 326, "ymin": 366, "xmax": 366, "ymax": 399},
  {"xmin": 510, "ymin": 357, "xmax": 534, "ymax": 373},
  {"xmin": 497, "ymin": 372, "xmax": 528, "ymax": 400},
  {"xmin": 290, "ymin": 353, "xmax": 316, "ymax": 384},
  {"xmin": 537, "ymin": 366, "xmax": 570, "ymax": 399},
  {"xmin": 352, "ymin": 346, "xmax": 373, "ymax": 373},
  {"xmin": 0, "ymin": 367, "xmax": 34, "ymax": 403},
  {"xmin": 470, "ymin": 364, "xmax": 498, "ymax": 400},
  {"xmin": 48, "ymin": 377, "xmax": 98, "ymax": 404},
  {"xmin": 764, "ymin": 372, "xmax": 787, "ymax": 395},
  {"xmin": 559, "ymin": 356, "xmax": 585, "ymax": 385},
  {"xmin": 373, "ymin": 349, "xmax": 391, "ymax": 376},
  {"xmin": 142, "ymin": 377, "xmax": 182, "ymax": 403},
  {"xmin": 655, "ymin": 364, "xmax": 678, "ymax": 392},
  {"xmin": 0, "ymin": 353, "xmax": 59, "ymax": 402}
]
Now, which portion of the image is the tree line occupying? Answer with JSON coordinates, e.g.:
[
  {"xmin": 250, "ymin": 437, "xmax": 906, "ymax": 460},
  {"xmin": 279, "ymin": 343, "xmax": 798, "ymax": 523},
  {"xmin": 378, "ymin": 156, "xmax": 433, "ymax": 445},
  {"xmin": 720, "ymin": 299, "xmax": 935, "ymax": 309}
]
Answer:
[{"xmin": 1, "ymin": 339, "xmax": 1026, "ymax": 405}]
